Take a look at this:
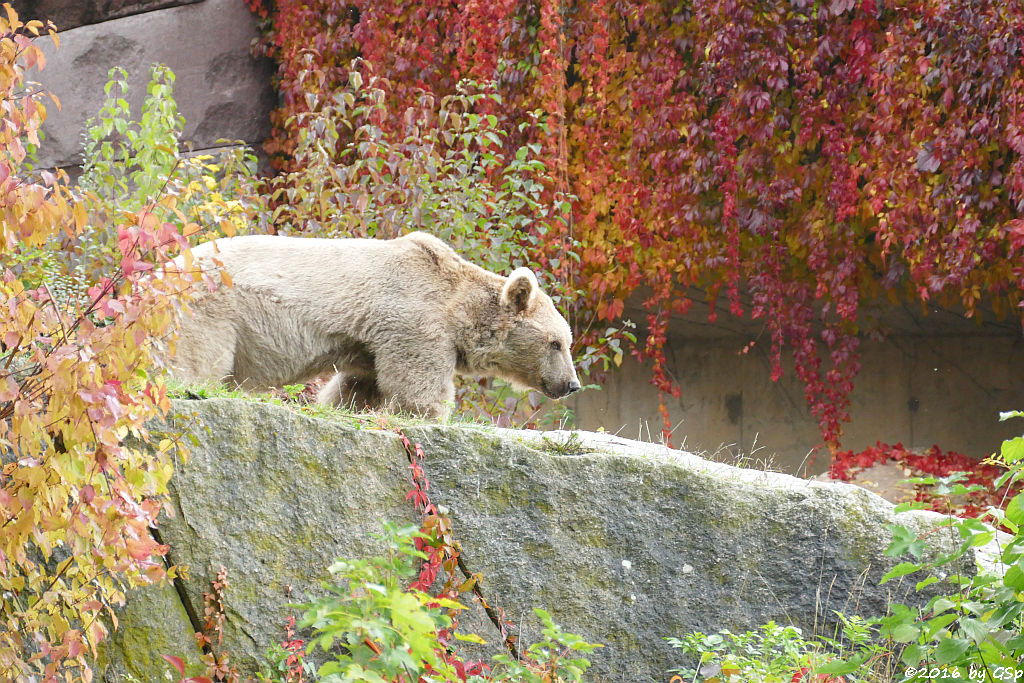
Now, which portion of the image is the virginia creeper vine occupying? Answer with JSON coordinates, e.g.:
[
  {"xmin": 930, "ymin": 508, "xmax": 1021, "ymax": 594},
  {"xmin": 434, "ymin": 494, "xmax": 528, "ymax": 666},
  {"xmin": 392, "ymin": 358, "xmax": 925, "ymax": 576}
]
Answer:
[{"xmin": 246, "ymin": 0, "xmax": 1024, "ymax": 449}]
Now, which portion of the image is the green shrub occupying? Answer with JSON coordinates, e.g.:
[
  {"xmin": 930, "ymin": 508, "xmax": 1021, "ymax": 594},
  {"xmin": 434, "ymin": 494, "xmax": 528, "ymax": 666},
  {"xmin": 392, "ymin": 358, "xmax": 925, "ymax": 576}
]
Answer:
[
  {"xmin": 33, "ymin": 64, "xmax": 264, "ymax": 310},
  {"xmin": 842, "ymin": 412, "xmax": 1024, "ymax": 682},
  {"xmin": 78, "ymin": 65, "xmax": 183, "ymax": 211},
  {"xmin": 266, "ymin": 62, "xmax": 566, "ymax": 281},
  {"xmin": 668, "ymin": 412, "xmax": 1024, "ymax": 683},
  {"xmin": 258, "ymin": 523, "xmax": 601, "ymax": 683},
  {"xmin": 667, "ymin": 619, "xmax": 889, "ymax": 683}
]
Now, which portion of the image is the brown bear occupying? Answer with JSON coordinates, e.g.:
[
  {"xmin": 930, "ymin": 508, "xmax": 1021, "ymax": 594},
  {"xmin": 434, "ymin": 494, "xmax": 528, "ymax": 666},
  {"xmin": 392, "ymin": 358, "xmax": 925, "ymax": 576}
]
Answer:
[{"xmin": 167, "ymin": 231, "xmax": 581, "ymax": 417}]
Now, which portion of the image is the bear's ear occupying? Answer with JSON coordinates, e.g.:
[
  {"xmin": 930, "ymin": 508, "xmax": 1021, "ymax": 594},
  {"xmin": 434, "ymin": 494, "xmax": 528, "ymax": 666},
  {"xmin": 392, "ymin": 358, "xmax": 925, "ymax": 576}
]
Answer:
[{"xmin": 501, "ymin": 267, "xmax": 538, "ymax": 314}]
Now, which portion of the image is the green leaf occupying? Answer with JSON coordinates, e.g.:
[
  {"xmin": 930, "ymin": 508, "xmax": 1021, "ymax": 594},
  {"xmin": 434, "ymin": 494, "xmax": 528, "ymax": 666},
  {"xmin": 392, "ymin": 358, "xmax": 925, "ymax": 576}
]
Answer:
[
  {"xmin": 901, "ymin": 643, "xmax": 925, "ymax": 667},
  {"xmin": 894, "ymin": 501, "xmax": 930, "ymax": 513},
  {"xmin": 390, "ymin": 590, "xmax": 437, "ymax": 637},
  {"xmin": 1001, "ymin": 436, "xmax": 1024, "ymax": 463},
  {"xmin": 890, "ymin": 622, "xmax": 920, "ymax": 643},
  {"xmin": 887, "ymin": 525, "xmax": 927, "ymax": 559},
  {"xmin": 1006, "ymin": 494, "xmax": 1024, "ymax": 526},
  {"xmin": 1001, "ymin": 537, "xmax": 1024, "ymax": 563},
  {"xmin": 923, "ymin": 613, "xmax": 958, "ymax": 639},
  {"xmin": 882, "ymin": 562, "xmax": 923, "ymax": 584},
  {"xmin": 1004, "ymin": 561, "xmax": 1024, "ymax": 590},
  {"xmin": 959, "ymin": 617, "xmax": 990, "ymax": 645},
  {"xmin": 814, "ymin": 658, "xmax": 862, "ymax": 674},
  {"xmin": 965, "ymin": 530, "xmax": 995, "ymax": 549},
  {"xmin": 934, "ymin": 637, "xmax": 970, "ymax": 664}
]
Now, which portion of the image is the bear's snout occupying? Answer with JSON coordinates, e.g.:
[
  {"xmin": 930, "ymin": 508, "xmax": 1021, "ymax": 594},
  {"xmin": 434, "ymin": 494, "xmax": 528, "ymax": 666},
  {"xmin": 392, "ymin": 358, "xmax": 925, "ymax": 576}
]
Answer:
[{"xmin": 543, "ymin": 377, "xmax": 581, "ymax": 399}]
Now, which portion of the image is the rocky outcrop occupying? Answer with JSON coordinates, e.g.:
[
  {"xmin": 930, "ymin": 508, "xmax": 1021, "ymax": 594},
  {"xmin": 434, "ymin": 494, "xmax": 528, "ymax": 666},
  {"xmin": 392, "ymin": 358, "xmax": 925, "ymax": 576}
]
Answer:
[
  {"xmin": 31, "ymin": 0, "xmax": 274, "ymax": 170},
  {"xmin": 99, "ymin": 398, "xmax": 971, "ymax": 682}
]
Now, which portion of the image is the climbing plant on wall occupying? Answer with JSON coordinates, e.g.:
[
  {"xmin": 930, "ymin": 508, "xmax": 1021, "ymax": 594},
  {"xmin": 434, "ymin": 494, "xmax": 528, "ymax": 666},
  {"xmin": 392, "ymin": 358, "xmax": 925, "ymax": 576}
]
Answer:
[{"xmin": 246, "ymin": 0, "xmax": 1024, "ymax": 448}]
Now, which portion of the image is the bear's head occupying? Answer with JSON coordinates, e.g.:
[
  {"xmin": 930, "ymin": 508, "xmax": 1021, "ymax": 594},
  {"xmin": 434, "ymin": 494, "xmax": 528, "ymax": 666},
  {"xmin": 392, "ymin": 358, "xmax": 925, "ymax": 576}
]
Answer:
[{"xmin": 497, "ymin": 267, "xmax": 581, "ymax": 400}]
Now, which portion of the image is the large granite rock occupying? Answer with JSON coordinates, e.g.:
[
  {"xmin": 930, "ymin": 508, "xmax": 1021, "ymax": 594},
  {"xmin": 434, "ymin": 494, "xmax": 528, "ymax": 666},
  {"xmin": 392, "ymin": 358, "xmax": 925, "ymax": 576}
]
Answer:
[
  {"xmin": 100, "ymin": 398, "xmax": 971, "ymax": 682},
  {"xmin": 30, "ymin": 0, "xmax": 274, "ymax": 169},
  {"xmin": 10, "ymin": 0, "xmax": 202, "ymax": 32}
]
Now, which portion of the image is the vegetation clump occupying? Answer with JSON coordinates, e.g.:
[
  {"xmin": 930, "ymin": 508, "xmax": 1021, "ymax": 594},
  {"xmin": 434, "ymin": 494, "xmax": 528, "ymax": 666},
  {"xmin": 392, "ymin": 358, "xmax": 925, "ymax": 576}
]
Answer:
[{"xmin": 669, "ymin": 412, "xmax": 1024, "ymax": 682}]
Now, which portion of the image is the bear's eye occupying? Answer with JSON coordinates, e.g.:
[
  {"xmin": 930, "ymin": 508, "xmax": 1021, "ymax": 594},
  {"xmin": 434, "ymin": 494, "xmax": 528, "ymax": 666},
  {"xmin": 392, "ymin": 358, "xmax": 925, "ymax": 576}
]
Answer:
[{"xmin": 550, "ymin": 340, "xmax": 563, "ymax": 352}]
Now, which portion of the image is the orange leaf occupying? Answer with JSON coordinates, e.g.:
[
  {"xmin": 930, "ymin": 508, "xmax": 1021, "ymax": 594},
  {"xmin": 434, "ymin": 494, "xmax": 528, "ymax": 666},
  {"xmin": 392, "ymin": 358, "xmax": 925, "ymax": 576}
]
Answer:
[{"xmin": 140, "ymin": 211, "xmax": 159, "ymax": 232}]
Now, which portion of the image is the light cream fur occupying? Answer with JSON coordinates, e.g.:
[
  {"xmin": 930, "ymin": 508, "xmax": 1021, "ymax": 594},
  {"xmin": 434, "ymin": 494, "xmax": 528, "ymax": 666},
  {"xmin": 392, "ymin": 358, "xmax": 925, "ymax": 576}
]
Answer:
[{"xmin": 168, "ymin": 232, "xmax": 580, "ymax": 418}]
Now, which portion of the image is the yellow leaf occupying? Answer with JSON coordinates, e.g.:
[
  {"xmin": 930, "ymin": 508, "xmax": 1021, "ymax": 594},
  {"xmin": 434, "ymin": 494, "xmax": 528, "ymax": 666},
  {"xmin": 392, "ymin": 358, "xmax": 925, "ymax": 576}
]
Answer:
[
  {"xmin": 430, "ymin": 596, "xmax": 467, "ymax": 610},
  {"xmin": 219, "ymin": 219, "xmax": 236, "ymax": 237},
  {"xmin": 220, "ymin": 270, "xmax": 233, "ymax": 287},
  {"xmin": 72, "ymin": 201, "xmax": 87, "ymax": 231}
]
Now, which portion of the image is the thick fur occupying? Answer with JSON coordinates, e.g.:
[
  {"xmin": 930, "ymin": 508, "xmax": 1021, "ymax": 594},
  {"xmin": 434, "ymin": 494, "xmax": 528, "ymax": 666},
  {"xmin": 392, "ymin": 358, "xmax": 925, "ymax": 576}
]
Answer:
[{"xmin": 167, "ymin": 232, "xmax": 580, "ymax": 418}]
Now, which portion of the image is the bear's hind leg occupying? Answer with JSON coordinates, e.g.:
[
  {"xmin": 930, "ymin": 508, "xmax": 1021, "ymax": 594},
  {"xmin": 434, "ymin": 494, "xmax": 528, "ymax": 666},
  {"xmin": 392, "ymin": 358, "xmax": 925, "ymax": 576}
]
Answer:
[
  {"xmin": 170, "ymin": 312, "xmax": 237, "ymax": 387},
  {"xmin": 317, "ymin": 370, "xmax": 382, "ymax": 412}
]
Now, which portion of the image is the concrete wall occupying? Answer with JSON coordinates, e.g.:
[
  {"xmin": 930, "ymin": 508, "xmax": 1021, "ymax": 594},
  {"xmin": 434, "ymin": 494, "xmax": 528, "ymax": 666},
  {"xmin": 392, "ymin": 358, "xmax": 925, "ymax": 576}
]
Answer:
[
  {"xmin": 569, "ymin": 303, "xmax": 1024, "ymax": 475},
  {"xmin": 21, "ymin": 0, "xmax": 274, "ymax": 171}
]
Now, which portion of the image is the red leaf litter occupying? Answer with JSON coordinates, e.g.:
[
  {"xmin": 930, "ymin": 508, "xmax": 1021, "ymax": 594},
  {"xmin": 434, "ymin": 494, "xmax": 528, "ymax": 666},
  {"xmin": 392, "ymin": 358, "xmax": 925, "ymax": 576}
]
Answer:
[{"xmin": 829, "ymin": 442, "xmax": 1021, "ymax": 520}]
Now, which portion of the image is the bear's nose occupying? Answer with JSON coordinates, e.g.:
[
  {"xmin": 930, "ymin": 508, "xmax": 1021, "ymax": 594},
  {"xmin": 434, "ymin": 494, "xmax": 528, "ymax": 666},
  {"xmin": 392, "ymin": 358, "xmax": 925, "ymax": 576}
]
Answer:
[{"xmin": 566, "ymin": 380, "xmax": 581, "ymax": 394}]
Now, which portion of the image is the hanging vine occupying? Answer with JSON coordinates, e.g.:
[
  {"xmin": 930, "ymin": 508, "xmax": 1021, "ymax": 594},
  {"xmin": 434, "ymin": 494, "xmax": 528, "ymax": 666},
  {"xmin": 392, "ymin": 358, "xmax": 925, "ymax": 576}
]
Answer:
[{"xmin": 246, "ymin": 0, "xmax": 1024, "ymax": 449}]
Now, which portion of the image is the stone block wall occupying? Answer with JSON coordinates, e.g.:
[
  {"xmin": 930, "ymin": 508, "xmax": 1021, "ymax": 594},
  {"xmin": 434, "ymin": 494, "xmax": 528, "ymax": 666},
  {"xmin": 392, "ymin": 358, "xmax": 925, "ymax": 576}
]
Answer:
[
  {"xmin": 18, "ymin": 0, "xmax": 274, "ymax": 171},
  {"xmin": 11, "ymin": 1, "xmax": 203, "ymax": 31}
]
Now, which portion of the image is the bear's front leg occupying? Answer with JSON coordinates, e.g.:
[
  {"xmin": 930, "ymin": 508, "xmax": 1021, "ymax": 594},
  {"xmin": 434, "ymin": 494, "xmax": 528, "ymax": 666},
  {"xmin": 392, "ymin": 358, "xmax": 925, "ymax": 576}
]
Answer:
[{"xmin": 372, "ymin": 347, "xmax": 456, "ymax": 419}]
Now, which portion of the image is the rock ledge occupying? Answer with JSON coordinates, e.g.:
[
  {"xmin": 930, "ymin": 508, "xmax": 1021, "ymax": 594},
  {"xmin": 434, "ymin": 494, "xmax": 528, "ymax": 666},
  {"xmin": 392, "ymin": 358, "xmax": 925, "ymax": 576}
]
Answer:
[{"xmin": 100, "ymin": 398, "xmax": 967, "ymax": 682}]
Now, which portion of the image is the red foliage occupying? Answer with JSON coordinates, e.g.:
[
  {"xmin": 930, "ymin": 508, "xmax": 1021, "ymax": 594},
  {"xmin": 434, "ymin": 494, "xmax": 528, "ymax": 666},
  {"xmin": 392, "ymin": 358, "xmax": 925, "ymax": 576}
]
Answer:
[
  {"xmin": 830, "ymin": 441, "xmax": 1022, "ymax": 518},
  {"xmin": 392, "ymin": 425, "xmax": 503, "ymax": 677},
  {"xmin": 163, "ymin": 655, "xmax": 213, "ymax": 683},
  {"xmin": 791, "ymin": 668, "xmax": 845, "ymax": 683},
  {"xmin": 195, "ymin": 567, "xmax": 242, "ymax": 682},
  {"xmin": 246, "ymin": 0, "xmax": 1024, "ymax": 449},
  {"xmin": 279, "ymin": 616, "xmax": 306, "ymax": 683}
]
